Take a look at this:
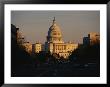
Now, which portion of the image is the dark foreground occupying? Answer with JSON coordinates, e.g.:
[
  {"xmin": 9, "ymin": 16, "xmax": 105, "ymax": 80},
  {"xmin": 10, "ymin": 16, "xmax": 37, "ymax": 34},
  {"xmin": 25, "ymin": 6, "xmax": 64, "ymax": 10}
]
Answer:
[
  {"xmin": 12, "ymin": 62, "xmax": 99, "ymax": 77},
  {"xmin": 11, "ymin": 24, "xmax": 100, "ymax": 77}
]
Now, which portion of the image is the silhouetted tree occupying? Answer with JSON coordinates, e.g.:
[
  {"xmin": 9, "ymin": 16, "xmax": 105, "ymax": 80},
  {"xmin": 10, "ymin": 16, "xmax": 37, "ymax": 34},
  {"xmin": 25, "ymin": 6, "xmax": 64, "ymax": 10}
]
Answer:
[{"xmin": 68, "ymin": 43, "xmax": 100, "ymax": 64}]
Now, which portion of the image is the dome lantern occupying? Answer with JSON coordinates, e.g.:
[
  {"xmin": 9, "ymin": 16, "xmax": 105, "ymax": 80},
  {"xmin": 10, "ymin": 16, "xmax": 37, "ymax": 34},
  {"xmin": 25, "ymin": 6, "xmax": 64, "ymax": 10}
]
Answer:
[{"xmin": 52, "ymin": 17, "xmax": 56, "ymax": 25}]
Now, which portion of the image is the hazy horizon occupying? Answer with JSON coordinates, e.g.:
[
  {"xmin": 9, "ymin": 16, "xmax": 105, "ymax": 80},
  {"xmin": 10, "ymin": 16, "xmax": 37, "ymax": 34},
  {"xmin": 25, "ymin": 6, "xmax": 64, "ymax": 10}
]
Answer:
[{"xmin": 11, "ymin": 11, "xmax": 100, "ymax": 44}]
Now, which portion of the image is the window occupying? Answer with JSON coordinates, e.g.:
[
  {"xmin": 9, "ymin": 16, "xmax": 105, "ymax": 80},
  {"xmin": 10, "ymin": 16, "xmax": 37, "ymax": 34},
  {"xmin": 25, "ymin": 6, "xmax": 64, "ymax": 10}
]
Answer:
[{"xmin": 53, "ymin": 32, "xmax": 57, "ymax": 35}]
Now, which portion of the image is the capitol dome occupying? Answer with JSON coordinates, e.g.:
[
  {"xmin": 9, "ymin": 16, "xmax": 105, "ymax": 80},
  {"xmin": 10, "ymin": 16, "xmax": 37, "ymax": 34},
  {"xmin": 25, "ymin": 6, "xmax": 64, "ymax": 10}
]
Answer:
[{"xmin": 47, "ymin": 17, "xmax": 64, "ymax": 43}]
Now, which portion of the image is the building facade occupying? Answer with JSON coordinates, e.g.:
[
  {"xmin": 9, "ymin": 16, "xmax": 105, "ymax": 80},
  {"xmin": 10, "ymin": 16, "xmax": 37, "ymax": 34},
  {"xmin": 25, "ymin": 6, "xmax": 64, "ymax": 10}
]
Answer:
[
  {"xmin": 34, "ymin": 43, "xmax": 42, "ymax": 53},
  {"xmin": 22, "ymin": 42, "xmax": 32, "ymax": 54},
  {"xmin": 89, "ymin": 32, "xmax": 100, "ymax": 45},
  {"xmin": 45, "ymin": 17, "xmax": 78, "ymax": 59},
  {"xmin": 83, "ymin": 32, "xmax": 100, "ymax": 45}
]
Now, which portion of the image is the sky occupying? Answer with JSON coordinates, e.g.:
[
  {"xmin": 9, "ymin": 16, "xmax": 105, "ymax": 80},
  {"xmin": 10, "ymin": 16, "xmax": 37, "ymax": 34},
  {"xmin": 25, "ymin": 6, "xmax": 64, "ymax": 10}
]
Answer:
[{"xmin": 11, "ymin": 11, "xmax": 100, "ymax": 44}]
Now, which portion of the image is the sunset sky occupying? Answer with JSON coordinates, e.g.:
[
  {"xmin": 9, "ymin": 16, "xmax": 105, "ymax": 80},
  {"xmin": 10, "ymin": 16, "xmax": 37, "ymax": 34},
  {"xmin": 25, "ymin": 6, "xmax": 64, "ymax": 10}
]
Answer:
[{"xmin": 11, "ymin": 11, "xmax": 100, "ymax": 44}]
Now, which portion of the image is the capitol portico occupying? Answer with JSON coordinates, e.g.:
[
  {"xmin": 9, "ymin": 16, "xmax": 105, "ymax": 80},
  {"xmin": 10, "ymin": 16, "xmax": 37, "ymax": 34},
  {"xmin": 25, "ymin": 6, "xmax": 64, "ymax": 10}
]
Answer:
[{"xmin": 45, "ymin": 17, "xmax": 78, "ymax": 59}]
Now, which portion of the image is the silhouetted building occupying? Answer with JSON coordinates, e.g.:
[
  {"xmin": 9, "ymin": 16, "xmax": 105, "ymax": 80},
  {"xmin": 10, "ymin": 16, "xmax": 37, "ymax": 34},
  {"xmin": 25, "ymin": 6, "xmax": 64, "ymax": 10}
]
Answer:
[
  {"xmin": 11, "ymin": 24, "xmax": 18, "ymax": 42},
  {"xmin": 12, "ymin": 24, "xmax": 32, "ymax": 54},
  {"xmin": 89, "ymin": 32, "xmax": 100, "ymax": 45},
  {"xmin": 83, "ymin": 32, "xmax": 100, "ymax": 45},
  {"xmin": 83, "ymin": 37, "xmax": 90, "ymax": 45}
]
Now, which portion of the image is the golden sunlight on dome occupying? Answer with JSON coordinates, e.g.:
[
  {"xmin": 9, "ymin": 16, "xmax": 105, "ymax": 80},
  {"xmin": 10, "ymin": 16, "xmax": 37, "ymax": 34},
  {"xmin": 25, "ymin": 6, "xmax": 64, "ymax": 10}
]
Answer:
[{"xmin": 47, "ymin": 17, "xmax": 64, "ymax": 43}]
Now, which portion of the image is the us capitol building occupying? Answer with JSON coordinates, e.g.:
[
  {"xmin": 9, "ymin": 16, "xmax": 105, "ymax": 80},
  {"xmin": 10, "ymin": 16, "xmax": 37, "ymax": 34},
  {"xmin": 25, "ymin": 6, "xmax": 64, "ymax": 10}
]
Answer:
[
  {"xmin": 35, "ymin": 17, "xmax": 78, "ymax": 59},
  {"xmin": 16, "ymin": 17, "xmax": 100, "ymax": 59}
]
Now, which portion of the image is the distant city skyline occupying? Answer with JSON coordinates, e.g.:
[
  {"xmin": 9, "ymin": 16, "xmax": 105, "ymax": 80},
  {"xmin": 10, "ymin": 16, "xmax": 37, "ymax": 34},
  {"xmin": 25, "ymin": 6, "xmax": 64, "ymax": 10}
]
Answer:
[{"xmin": 11, "ymin": 11, "xmax": 100, "ymax": 44}]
